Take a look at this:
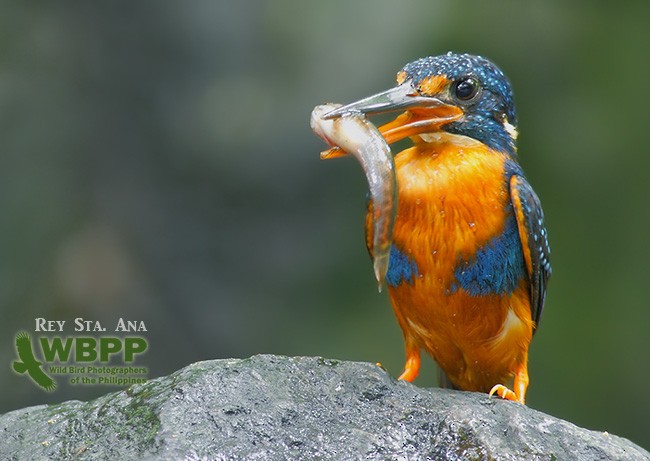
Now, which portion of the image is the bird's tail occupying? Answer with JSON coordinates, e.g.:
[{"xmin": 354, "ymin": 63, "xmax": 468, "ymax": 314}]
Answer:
[
  {"xmin": 28, "ymin": 366, "xmax": 57, "ymax": 392},
  {"xmin": 438, "ymin": 367, "xmax": 461, "ymax": 390}
]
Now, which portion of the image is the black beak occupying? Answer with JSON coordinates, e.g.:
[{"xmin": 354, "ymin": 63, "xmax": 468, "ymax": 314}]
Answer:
[{"xmin": 323, "ymin": 82, "xmax": 446, "ymax": 119}]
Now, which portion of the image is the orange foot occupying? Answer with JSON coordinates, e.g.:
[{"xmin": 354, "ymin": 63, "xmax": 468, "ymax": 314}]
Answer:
[
  {"xmin": 489, "ymin": 384, "xmax": 520, "ymax": 402},
  {"xmin": 489, "ymin": 360, "xmax": 530, "ymax": 404}
]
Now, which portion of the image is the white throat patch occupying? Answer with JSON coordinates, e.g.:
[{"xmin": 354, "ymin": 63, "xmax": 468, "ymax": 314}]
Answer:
[{"xmin": 503, "ymin": 118, "xmax": 518, "ymax": 140}]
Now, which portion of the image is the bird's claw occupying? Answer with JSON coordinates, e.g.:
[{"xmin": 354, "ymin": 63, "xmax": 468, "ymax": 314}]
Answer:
[{"xmin": 489, "ymin": 384, "xmax": 521, "ymax": 403}]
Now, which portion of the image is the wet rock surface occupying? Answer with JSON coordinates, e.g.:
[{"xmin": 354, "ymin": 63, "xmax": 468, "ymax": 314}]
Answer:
[{"xmin": 1, "ymin": 355, "xmax": 647, "ymax": 460}]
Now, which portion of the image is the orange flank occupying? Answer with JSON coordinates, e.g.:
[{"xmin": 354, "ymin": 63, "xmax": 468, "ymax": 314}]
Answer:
[
  {"xmin": 322, "ymin": 53, "xmax": 550, "ymax": 405},
  {"xmin": 367, "ymin": 134, "xmax": 534, "ymax": 403}
]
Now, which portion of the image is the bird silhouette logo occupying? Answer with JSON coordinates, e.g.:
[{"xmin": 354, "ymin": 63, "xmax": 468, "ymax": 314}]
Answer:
[{"xmin": 12, "ymin": 331, "xmax": 56, "ymax": 391}]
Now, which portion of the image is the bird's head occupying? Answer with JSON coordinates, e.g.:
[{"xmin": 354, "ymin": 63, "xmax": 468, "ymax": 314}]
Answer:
[{"xmin": 325, "ymin": 53, "xmax": 518, "ymax": 155}]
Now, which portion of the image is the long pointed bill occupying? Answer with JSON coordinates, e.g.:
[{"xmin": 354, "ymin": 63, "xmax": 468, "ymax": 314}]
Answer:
[
  {"xmin": 323, "ymin": 82, "xmax": 463, "ymax": 145},
  {"xmin": 323, "ymin": 83, "xmax": 433, "ymax": 118}
]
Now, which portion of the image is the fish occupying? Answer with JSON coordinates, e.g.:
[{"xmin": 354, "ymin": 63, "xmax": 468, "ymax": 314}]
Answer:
[{"xmin": 310, "ymin": 103, "xmax": 397, "ymax": 291}]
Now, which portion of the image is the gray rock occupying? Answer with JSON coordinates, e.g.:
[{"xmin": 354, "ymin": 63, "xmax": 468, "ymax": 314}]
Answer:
[{"xmin": 0, "ymin": 355, "xmax": 647, "ymax": 460}]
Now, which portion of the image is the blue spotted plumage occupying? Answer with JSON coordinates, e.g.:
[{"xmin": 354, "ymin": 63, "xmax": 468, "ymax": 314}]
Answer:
[
  {"xmin": 510, "ymin": 174, "xmax": 552, "ymax": 325},
  {"xmin": 402, "ymin": 53, "xmax": 518, "ymax": 155}
]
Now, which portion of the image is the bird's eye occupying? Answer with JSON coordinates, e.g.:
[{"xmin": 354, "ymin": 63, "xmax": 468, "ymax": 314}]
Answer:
[{"xmin": 452, "ymin": 78, "xmax": 479, "ymax": 102}]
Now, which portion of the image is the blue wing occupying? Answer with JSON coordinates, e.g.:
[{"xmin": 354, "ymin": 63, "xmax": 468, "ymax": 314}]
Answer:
[{"xmin": 510, "ymin": 175, "xmax": 551, "ymax": 329}]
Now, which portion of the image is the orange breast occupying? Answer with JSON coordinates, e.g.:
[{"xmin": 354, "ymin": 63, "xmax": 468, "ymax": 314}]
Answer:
[{"xmin": 368, "ymin": 136, "xmax": 534, "ymax": 391}]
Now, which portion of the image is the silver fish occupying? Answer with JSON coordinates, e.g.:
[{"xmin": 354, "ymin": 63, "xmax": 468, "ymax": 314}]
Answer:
[{"xmin": 310, "ymin": 103, "xmax": 397, "ymax": 291}]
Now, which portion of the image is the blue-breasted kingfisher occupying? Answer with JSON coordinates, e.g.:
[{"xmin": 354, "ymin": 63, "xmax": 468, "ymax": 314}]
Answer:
[{"xmin": 328, "ymin": 53, "xmax": 551, "ymax": 404}]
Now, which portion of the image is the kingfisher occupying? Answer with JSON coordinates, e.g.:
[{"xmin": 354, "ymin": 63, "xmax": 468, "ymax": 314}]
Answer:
[{"xmin": 326, "ymin": 53, "xmax": 551, "ymax": 404}]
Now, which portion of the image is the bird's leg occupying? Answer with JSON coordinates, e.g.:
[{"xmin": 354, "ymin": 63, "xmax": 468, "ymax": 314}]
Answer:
[
  {"xmin": 489, "ymin": 356, "xmax": 529, "ymax": 404},
  {"xmin": 398, "ymin": 338, "xmax": 420, "ymax": 382},
  {"xmin": 513, "ymin": 361, "xmax": 530, "ymax": 403}
]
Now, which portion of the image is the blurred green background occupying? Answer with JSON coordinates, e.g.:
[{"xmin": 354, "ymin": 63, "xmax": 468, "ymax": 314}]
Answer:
[{"xmin": 1, "ymin": 0, "xmax": 649, "ymax": 451}]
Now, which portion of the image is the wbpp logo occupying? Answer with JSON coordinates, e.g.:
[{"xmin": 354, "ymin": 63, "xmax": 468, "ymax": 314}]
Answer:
[{"xmin": 11, "ymin": 331, "xmax": 148, "ymax": 391}]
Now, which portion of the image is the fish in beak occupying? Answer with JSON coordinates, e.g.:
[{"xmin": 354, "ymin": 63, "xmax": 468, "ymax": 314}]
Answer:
[{"xmin": 323, "ymin": 81, "xmax": 463, "ymax": 144}]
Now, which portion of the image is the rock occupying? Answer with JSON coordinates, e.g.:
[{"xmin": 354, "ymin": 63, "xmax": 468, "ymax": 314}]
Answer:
[{"xmin": 0, "ymin": 355, "xmax": 647, "ymax": 460}]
